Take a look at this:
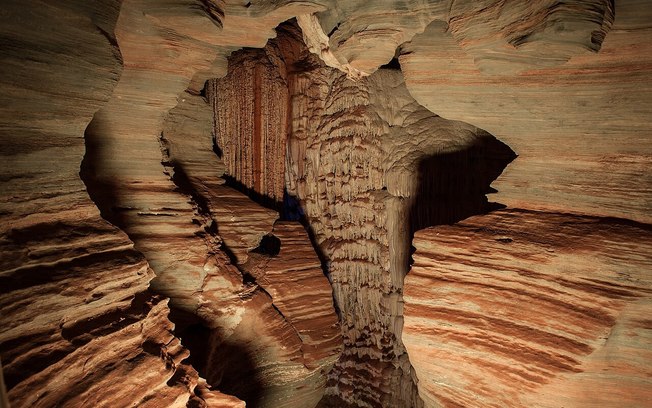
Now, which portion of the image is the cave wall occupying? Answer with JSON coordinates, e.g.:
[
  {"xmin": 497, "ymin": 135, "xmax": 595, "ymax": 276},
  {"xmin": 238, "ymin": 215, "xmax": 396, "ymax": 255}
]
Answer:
[
  {"xmin": 405, "ymin": 210, "xmax": 652, "ymax": 407},
  {"xmin": 0, "ymin": 1, "xmax": 241, "ymax": 406},
  {"xmin": 1, "ymin": 1, "xmax": 651, "ymax": 408},
  {"xmin": 1, "ymin": 1, "xmax": 341, "ymax": 407},
  {"xmin": 399, "ymin": 0, "xmax": 652, "ymax": 223}
]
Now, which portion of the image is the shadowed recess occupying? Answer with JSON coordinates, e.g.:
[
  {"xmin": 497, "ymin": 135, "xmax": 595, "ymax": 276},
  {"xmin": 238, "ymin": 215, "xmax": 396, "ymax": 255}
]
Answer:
[{"xmin": 409, "ymin": 132, "xmax": 517, "ymax": 234}]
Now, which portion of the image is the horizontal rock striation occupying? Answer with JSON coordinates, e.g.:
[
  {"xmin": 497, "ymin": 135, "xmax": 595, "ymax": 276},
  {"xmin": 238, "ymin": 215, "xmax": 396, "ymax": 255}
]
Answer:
[
  {"xmin": 0, "ymin": 0, "xmax": 237, "ymax": 406},
  {"xmin": 404, "ymin": 209, "xmax": 652, "ymax": 407},
  {"xmin": 399, "ymin": 0, "xmax": 652, "ymax": 223},
  {"xmin": 246, "ymin": 221, "xmax": 342, "ymax": 369},
  {"xmin": 446, "ymin": 0, "xmax": 615, "ymax": 74}
]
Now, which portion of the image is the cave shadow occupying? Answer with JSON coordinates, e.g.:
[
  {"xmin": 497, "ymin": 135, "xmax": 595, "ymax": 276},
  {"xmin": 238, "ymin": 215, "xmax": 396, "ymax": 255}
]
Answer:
[
  {"xmin": 222, "ymin": 174, "xmax": 284, "ymax": 213},
  {"xmin": 81, "ymin": 118, "xmax": 268, "ymax": 404},
  {"xmin": 407, "ymin": 132, "xmax": 517, "ymax": 266},
  {"xmin": 79, "ymin": 116, "xmax": 124, "ymax": 228},
  {"xmin": 169, "ymin": 308, "xmax": 266, "ymax": 408}
]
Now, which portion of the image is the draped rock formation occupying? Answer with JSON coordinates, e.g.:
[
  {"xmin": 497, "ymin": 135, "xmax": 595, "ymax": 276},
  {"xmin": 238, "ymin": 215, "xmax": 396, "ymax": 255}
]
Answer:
[
  {"xmin": 210, "ymin": 23, "xmax": 515, "ymax": 407},
  {"xmin": 2, "ymin": 1, "xmax": 651, "ymax": 408}
]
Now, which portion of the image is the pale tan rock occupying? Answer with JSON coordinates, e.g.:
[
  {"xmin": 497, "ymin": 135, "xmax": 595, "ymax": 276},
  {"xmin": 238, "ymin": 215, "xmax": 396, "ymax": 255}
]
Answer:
[
  {"xmin": 446, "ymin": 0, "xmax": 614, "ymax": 74},
  {"xmin": 404, "ymin": 209, "xmax": 652, "ymax": 407},
  {"xmin": 0, "ymin": 1, "xmax": 238, "ymax": 406},
  {"xmin": 399, "ymin": 0, "xmax": 652, "ymax": 223}
]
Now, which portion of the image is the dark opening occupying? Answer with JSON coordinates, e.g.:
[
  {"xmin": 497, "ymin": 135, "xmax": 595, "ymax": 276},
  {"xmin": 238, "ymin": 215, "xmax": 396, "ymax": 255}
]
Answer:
[
  {"xmin": 407, "ymin": 130, "xmax": 517, "ymax": 254},
  {"xmin": 380, "ymin": 57, "xmax": 401, "ymax": 70},
  {"xmin": 170, "ymin": 309, "xmax": 266, "ymax": 407},
  {"xmin": 252, "ymin": 234, "xmax": 281, "ymax": 256}
]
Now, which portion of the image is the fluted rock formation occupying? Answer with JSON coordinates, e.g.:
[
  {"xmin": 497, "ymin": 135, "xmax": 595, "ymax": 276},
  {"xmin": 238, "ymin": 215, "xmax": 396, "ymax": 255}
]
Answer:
[
  {"xmin": 288, "ymin": 67, "xmax": 514, "ymax": 408},
  {"xmin": 212, "ymin": 23, "xmax": 515, "ymax": 407},
  {"xmin": 211, "ymin": 49, "xmax": 288, "ymax": 204},
  {"xmin": 404, "ymin": 209, "xmax": 652, "ymax": 407}
]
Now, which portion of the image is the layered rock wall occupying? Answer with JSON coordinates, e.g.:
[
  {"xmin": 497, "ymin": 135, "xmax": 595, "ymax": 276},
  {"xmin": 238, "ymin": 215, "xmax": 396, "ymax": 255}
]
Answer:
[
  {"xmin": 404, "ymin": 210, "xmax": 652, "ymax": 407},
  {"xmin": 0, "ymin": 1, "xmax": 238, "ymax": 406},
  {"xmin": 399, "ymin": 0, "xmax": 652, "ymax": 223},
  {"xmin": 2, "ymin": 1, "xmax": 341, "ymax": 407}
]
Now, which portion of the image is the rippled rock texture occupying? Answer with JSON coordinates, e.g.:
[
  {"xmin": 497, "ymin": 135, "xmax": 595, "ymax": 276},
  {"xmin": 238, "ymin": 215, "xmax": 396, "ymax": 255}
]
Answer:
[
  {"xmin": 399, "ymin": 0, "xmax": 652, "ymax": 224},
  {"xmin": 2, "ymin": 1, "xmax": 339, "ymax": 407},
  {"xmin": 0, "ymin": 1, "xmax": 241, "ymax": 407},
  {"xmin": 404, "ymin": 210, "xmax": 652, "ymax": 407},
  {"xmin": 2, "ymin": 0, "xmax": 652, "ymax": 407}
]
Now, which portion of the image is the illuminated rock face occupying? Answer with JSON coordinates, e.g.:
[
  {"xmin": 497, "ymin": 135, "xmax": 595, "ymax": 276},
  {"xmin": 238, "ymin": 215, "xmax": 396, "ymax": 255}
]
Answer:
[
  {"xmin": 404, "ymin": 210, "xmax": 652, "ymax": 408},
  {"xmin": 399, "ymin": 1, "xmax": 652, "ymax": 224},
  {"xmin": 2, "ymin": 1, "xmax": 652, "ymax": 408},
  {"xmin": 211, "ymin": 24, "xmax": 515, "ymax": 407},
  {"xmin": 0, "ymin": 1, "xmax": 241, "ymax": 407},
  {"xmin": 1, "ymin": 1, "xmax": 339, "ymax": 407}
]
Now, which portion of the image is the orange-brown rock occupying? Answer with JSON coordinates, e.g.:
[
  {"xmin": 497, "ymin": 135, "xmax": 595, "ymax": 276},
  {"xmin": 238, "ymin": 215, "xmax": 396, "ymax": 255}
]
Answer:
[
  {"xmin": 160, "ymin": 89, "xmax": 341, "ymax": 407},
  {"xmin": 246, "ymin": 221, "xmax": 342, "ymax": 369},
  {"xmin": 399, "ymin": 0, "xmax": 652, "ymax": 223},
  {"xmin": 211, "ymin": 49, "xmax": 288, "ymax": 204},
  {"xmin": 0, "ymin": 1, "xmax": 238, "ymax": 406},
  {"xmin": 2, "ymin": 1, "xmax": 341, "ymax": 407},
  {"xmin": 3, "ymin": 0, "xmax": 652, "ymax": 407},
  {"xmin": 404, "ymin": 209, "xmax": 652, "ymax": 407}
]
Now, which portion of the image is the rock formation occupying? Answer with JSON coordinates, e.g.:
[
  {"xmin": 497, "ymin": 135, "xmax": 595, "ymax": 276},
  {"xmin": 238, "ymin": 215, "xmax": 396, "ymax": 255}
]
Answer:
[
  {"xmin": 404, "ymin": 210, "xmax": 652, "ymax": 407},
  {"xmin": 1, "ymin": 0, "xmax": 651, "ymax": 408},
  {"xmin": 0, "ymin": 1, "xmax": 240, "ymax": 406},
  {"xmin": 399, "ymin": 0, "xmax": 652, "ymax": 223},
  {"xmin": 210, "ymin": 24, "xmax": 516, "ymax": 407}
]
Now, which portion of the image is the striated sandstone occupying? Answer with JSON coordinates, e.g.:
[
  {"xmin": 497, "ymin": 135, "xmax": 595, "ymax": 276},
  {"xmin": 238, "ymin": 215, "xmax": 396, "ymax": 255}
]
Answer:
[
  {"xmin": 404, "ymin": 209, "xmax": 652, "ymax": 407},
  {"xmin": 0, "ymin": 0, "xmax": 237, "ymax": 406},
  {"xmin": 399, "ymin": 0, "xmax": 652, "ymax": 223},
  {"xmin": 2, "ymin": 0, "xmax": 340, "ymax": 406},
  {"xmin": 246, "ymin": 221, "xmax": 342, "ymax": 370}
]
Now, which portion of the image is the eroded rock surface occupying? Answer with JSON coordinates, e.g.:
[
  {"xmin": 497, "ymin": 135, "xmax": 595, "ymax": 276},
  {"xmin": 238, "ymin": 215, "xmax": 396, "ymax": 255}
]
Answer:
[
  {"xmin": 2, "ymin": 0, "xmax": 652, "ymax": 407},
  {"xmin": 399, "ymin": 0, "xmax": 652, "ymax": 223},
  {"xmin": 160, "ymin": 90, "xmax": 341, "ymax": 407},
  {"xmin": 212, "ymin": 23, "xmax": 515, "ymax": 407},
  {"xmin": 404, "ymin": 209, "xmax": 652, "ymax": 407},
  {"xmin": 0, "ymin": 1, "xmax": 238, "ymax": 406}
]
